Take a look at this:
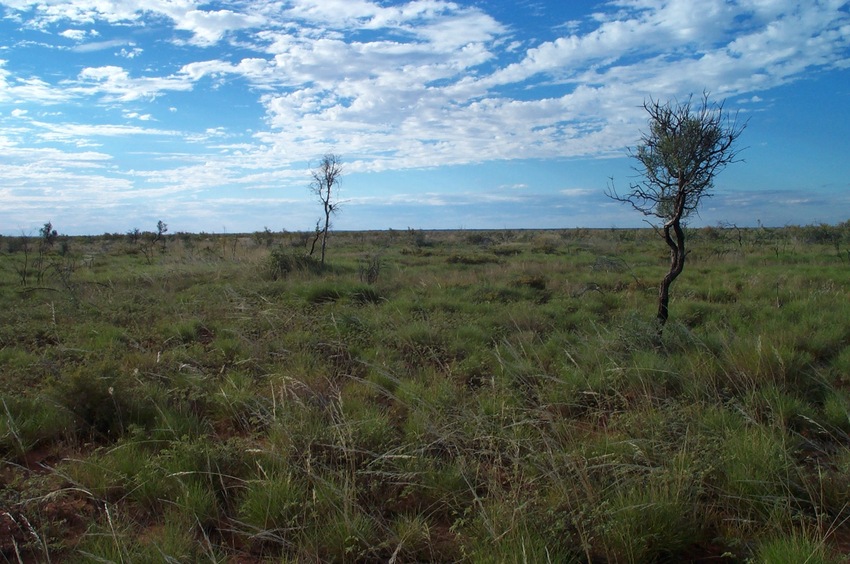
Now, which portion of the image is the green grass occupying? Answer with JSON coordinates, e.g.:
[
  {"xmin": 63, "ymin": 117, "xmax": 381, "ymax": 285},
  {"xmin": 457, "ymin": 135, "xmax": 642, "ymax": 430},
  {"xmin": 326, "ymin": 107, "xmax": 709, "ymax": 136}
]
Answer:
[{"xmin": 1, "ymin": 226, "xmax": 850, "ymax": 561}]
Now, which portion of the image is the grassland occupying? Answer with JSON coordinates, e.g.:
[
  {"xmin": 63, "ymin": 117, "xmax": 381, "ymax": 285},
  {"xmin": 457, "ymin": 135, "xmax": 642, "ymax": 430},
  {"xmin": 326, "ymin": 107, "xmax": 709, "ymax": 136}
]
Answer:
[{"xmin": 1, "ymin": 224, "xmax": 849, "ymax": 562}]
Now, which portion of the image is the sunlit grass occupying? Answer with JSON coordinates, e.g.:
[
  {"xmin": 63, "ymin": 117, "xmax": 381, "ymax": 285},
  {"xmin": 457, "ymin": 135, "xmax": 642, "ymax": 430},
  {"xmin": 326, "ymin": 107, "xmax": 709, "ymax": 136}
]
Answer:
[{"xmin": 1, "ymin": 226, "xmax": 849, "ymax": 561}]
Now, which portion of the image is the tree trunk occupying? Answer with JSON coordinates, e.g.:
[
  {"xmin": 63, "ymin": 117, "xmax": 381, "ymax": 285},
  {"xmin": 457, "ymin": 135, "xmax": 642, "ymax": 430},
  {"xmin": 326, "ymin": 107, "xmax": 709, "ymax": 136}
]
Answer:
[
  {"xmin": 319, "ymin": 225, "xmax": 329, "ymax": 266},
  {"xmin": 319, "ymin": 203, "xmax": 331, "ymax": 266},
  {"xmin": 656, "ymin": 218, "xmax": 686, "ymax": 338}
]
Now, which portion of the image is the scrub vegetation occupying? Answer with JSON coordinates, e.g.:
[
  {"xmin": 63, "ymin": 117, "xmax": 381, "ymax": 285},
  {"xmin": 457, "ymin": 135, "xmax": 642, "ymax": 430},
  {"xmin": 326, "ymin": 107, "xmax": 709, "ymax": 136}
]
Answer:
[{"xmin": 1, "ymin": 223, "xmax": 850, "ymax": 562}]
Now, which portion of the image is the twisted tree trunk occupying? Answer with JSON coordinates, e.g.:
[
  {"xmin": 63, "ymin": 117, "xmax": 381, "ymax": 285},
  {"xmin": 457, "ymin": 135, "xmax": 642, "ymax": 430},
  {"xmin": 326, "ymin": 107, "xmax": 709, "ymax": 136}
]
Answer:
[
  {"xmin": 656, "ymin": 185, "xmax": 687, "ymax": 339},
  {"xmin": 657, "ymin": 219, "xmax": 685, "ymax": 330}
]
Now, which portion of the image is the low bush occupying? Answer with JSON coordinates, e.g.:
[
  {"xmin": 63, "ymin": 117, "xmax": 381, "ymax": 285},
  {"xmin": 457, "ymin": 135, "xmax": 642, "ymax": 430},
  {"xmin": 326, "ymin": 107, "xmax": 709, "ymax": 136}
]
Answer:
[
  {"xmin": 0, "ymin": 395, "xmax": 73, "ymax": 456},
  {"xmin": 446, "ymin": 253, "xmax": 500, "ymax": 265},
  {"xmin": 49, "ymin": 361, "xmax": 157, "ymax": 440},
  {"xmin": 266, "ymin": 247, "xmax": 322, "ymax": 279},
  {"xmin": 303, "ymin": 282, "xmax": 345, "ymax": 303}
]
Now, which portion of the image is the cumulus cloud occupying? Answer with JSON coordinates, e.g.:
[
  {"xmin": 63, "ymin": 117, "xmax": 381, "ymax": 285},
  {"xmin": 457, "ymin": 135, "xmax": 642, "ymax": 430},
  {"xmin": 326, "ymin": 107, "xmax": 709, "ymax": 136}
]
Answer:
[
  {"xmin": 59, "ymin": 29, "xmax": 87, "ymax": 41},
  {"xmin": 8, "ymin": 1, "xmax": 844, "ymax": 153},
  {"xmin": 0, "ymin": 0, "xmax": 848, "ymax": 231},
  {"xmin": 123, "ymin": 111, "xmax": 152, "ymax": 120},
  {"xmin": 240, "ymin": 0, "xmax": 850, "ymax": 167},
  {"xmin": 171, "ymin": 8, "xmax": 267, "ymax": 45},
  {"xmin": 118, "ymin": 47, "xmax": 143, "ymax": 58}
]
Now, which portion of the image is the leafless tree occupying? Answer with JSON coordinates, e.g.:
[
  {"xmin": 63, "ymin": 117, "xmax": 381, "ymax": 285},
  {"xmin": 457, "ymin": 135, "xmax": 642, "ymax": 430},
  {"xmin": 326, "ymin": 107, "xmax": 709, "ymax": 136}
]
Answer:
[
  {"xmin": 308, "ymin": 154, "xmax": 343, "ymax": 266},
  {"xmin": 607, "ymin": 93, "xmax": 745, "ymax": 337},
  {"xmin": 141, "ymin": 220, "xmax": 169, "ymax": 264}
]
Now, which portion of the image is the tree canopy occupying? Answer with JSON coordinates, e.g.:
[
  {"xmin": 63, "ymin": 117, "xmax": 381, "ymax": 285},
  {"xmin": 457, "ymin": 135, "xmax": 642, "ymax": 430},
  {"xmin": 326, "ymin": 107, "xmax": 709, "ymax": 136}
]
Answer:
[{"xmin": 612, "ymin": 93, "xmax": 746, "ymax": 223}]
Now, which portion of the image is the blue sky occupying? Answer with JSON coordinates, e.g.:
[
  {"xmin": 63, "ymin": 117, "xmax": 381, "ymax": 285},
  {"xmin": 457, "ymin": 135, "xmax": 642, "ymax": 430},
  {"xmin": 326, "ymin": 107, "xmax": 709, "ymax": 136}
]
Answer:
[{"xmin": 0, "ymin": 0, "xmax": 848, "ymax": 235}]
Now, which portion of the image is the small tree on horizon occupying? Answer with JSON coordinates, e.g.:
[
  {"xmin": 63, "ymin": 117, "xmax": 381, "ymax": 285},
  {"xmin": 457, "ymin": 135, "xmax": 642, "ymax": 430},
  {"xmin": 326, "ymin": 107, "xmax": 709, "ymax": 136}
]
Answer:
[
  {"xmin": 607, "ymin": 93, "xmax": 745, "ymax": 338},
  {"xmin": 140, "ymin": 219, "xmax": 169, "ymax": 264},
  {"xmin": 308, "ymin": 153, "xmax": 343, "ymax": 266}
]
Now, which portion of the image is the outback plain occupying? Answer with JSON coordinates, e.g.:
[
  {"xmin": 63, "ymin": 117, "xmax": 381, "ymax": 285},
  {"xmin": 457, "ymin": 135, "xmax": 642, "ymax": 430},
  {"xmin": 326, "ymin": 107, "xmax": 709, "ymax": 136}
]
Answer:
[{"xmin": 1, "ymin": 224, "xmax": 850, "ymax": 562}]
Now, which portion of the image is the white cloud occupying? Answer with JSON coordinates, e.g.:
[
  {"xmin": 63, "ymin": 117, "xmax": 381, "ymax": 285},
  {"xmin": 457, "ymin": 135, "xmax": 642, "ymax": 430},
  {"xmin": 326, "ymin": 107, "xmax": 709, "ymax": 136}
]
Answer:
[
  {"xmin": 561, "ymin": 188, "xmax": 595, "ymax": 197},
  {"xmin": 72, "ymin": 39, "xmax": 132, "ymax": 53},
  {"xmin": 172, "ymin": 8, "xmax": 267, "ymax": 46},
  {"xmin": 118, "ymin": 47, "xmax": 142, "ymax": 58},
  {"xmin": 2, "ymin": 0, "xmax": 268, "ymax": 45},
  {"xmin": 72, "ymin": 65, "xmax": 195, "ymax": 101},
  {"xmin": 0, "ymin": 74, "xmax": 72, "ymax": 104},
  {"xmin": 243, "ymin": 0, "xmax": 847, "ymax": 171},
  {"xmin": 123, "ymin": 111, "xmax": 153, "ymax": 120},
  {"xmin": 22, "ymin": 118, "xmax": 182, "ymax": 146},
  {"xmin": 0, "ymin": 0, "xmax": 848, "ymax": 232},
  {"xmin": 180, "ymin": 58, "xmax": 273, "ymax": 83},
  {"xmin": 59, "ymin": 29, "xmax": 87, "ymax": 41}
]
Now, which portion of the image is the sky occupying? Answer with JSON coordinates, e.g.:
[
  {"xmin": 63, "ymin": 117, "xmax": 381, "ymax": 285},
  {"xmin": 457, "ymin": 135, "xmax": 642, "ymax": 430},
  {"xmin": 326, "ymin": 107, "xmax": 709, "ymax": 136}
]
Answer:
[{"xmin": 0, "ymin": 0, "xmax": 849, "ymax": 235}]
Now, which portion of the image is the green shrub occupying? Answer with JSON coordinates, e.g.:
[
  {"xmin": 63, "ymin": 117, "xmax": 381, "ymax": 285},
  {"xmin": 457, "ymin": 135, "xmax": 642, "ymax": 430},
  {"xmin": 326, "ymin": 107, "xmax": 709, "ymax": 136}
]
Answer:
[
  {"xmin": 268, "ymin": 402, "xmax": 335, "ymax": 465},
  {"xmin": 238, "ymin": 472, "xmax": 307, "ymax": 531},
  {"xmin": 74, "ymin": 511, "xmax": 138, "ymax": 562},
  {"xmin": 137, "ymin": 511, "xmax": 202, "ymax": 561},
  {"xmin": 0, "ymin": 395, "xmax": 73, "ymax": 456},
  {"xmin": 358, "ymin": 253, "xmax": 381, "ymax": 284},
  {"xmin": 446, "ymin": 253, "xmax": 499, "ymax": 265},
  {"xmin": 530, "ymin": 235, "xmax": 560, "ymax": 254},
  {"xmin": 511, "ymin": 274, "xmax": 547, "ymax": 290},
  {"xmin": 176, "ymin": 479, "xmax": 220, "ymax": 529},
  {"xmin": 492, "ymin": 243, "xmax": 523, "ymax": 256},
  {"xmin": 338, "ymin": 382, "xmax": 398, "ymax": 453},
  {"xmin": 62, "ymin": 442, "xmax": 151, "ymax": 502},
  {"xmin": 211, "ymin": 371, "xmax": 269, "ymax": 431},
  {"xmin": 0, "ymin": 346, "xmax": 39, "ymax": 374},
  {"xmin": 719, "ymin": 425, "xmax": 799, "ymax": 523},
  {"xmin": 755, "ymin": 532, "xmax": 843, "ymax": 564},
  {"xmin": 50, "ymin": 361, "xmax": 156, "ymax": 439},
  {"xmin": 151, "ymin": 402, "xmax": 211, "ymax": 441},
  {"xmin": 350, "ymin": 285, "xmax": 383, "ymax": 304},
  {"xmin": 310, "ymin": 506, "xmax": 378, "ymax": 562},
  {"xmin": 821, "ymin": 389, "xmax": 850, "ymax": 433},
  {"xmin": 595, "ymin": 476, "xmax": 702, "ymax": 562},
  {"xmin": 461, "ymin": 499, "xmax": 579, "ymax": 563},
  {"xmin": 267, "ymin": 248, "xmax": 322, "ymax": 279},
  {"xmin": 809, "ymin": 446, "xmax": 850, "ymax": 518},
  {"xmin": 386, "ymin": 514, "xmax": 447, "ymax": 562},
  {"xmin": 473, "ymin": 285, "xmax": 525, "ymax": 304},
  {"xmin": 303, "ymin": 282, "xmax": 345, "ymax": 303}
]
